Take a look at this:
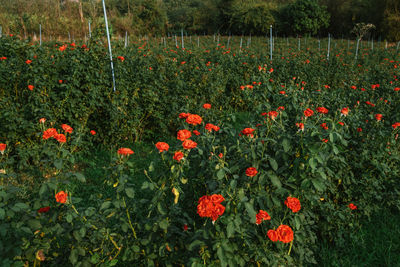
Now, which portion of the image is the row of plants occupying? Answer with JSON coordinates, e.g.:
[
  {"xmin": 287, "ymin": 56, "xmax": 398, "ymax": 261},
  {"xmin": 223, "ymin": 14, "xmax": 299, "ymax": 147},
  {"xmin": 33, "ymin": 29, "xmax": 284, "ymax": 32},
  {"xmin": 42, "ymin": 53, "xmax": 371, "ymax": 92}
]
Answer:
[{"xmin": 0, "ymin": 33, "xmax": 399, "ymax": 265}]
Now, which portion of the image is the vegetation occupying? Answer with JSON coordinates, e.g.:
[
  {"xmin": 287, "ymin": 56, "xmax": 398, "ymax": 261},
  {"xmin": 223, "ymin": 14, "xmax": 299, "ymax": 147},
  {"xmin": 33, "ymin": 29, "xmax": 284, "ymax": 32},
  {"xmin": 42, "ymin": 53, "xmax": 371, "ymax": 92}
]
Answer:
[
  {"xmin": 0, "ymin": 0, "xmax": 399, "ymax": 40},
  {"xmin": 0, "ymin": 30, "xmax": 399, "ymax": 265}
]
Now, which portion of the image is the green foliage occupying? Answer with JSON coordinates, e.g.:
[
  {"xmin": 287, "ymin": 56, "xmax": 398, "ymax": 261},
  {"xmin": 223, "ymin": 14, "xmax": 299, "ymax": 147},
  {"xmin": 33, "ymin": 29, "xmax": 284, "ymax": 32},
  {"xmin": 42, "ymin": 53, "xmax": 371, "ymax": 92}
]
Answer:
[{"xmin": 277, "ymin": 0, "xmax": 330, "ymax": 35}]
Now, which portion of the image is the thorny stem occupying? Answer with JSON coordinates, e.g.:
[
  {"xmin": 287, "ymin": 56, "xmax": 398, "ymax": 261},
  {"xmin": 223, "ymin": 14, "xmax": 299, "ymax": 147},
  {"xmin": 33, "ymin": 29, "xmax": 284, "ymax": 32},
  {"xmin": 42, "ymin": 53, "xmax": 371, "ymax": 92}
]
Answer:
[{"xmin": 123, "ymin": 197, "xmax": 137, "ymax": 239}]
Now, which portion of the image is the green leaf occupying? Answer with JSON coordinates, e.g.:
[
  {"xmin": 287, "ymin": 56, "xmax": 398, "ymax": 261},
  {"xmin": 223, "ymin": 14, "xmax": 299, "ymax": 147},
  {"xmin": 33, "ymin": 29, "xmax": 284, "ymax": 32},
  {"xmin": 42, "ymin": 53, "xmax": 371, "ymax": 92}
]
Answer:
[
  {"xmin": 227, "ymin": 221, "xmax": 235, "ymax": 238},
  {"xmin": 54, "ymin": 159, "xmax": 63, "ymax": 170},
  {"xmin": 28, "ymin": 219, "xmax": 41, "ymax": 230},
  {"xmin": 125, "ymin": 187, "xmax": 135, "ymax": 198},
  {"xmin": 282, "ymin": 138, "xmax": 290, "ymax": 152},
  {"xmin": 311, "ymin": 179, "xmax": 325, "ymax": 191},
  {"xmin": 294, "ymin": 216, "xmax": 301, "ymax": 230},
  {"xmin": 69, "ymin": 248, "xmax": 78, "ymax": 265},
  {"xmin": 100, "ymin": 201, "xmax": 111, "ymax": 210},
  {"xmin": 159, "ymin": 219, "xmax": 169, "ymax": 230},
  {"xmin": 0, "ymin": 208, "xmax": 4, "ymax": 220},
  {"xmin": 188, "ymin": 240, "xmax": 205, "ymax": 251},
  {"xmin": 157, "ymin": 202, "xmax": 166, "ymax": 215},
  {"xmin": 149, "ymin": 162, "xmax": 154, "ymax": 172},
  {"xmin": 14, "ymin": 203, "xmax": 29, "ymax": 211},
  {"xmin": 73, "ymin": 230, "xmax": 82, "ymax": 242},
  {"xmin": 66, "ymin": 214, "xmax": 73, "ymax": 223},
  {"xmin": 39, "ymin": 183, "xmax": 47, "ymax": 197},
  {"xmin": 217, "ymin": 169, "xmax": 225, "ymax": 180},
  {"xmin": 244, "ymin": 202, "xmax": 256, "ymax": 223},
  {"xmin": 269, "ymin": 174, "xmax": 282, "ymax": 188},
  {"xmin": 269, "ymin": 158, "xmax": 278, "ymax": 171},
  {"xmin": 75, "ymin": 173, "xmax": 86, "ymax": 183},
  {"xmin": 109, "ymin": 259, "xmax": 118, "ymax": 266},
  {"xmin": 309, "ymin": 158, "xmax": 317, "ymax": 170}
]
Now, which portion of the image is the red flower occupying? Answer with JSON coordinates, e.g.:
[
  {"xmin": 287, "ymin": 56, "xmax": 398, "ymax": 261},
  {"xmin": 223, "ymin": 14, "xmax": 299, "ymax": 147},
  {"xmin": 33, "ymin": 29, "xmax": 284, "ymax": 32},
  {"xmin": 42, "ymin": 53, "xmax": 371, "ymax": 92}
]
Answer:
[
  {"xmin": 304, "ymin": 108, "xmax": 314, "ymax": 117},
  {"xmin": 322, "ymin": 139, "xmax": 328, "ymax": 143},
  {"xmin": 26, "ymin": 59, "xmax": 32, "ymax": 64},
  {"xmin": 267, "ymin": 229, "xmax": 279, "ymax": 242},
  {"xmin": 392, "ymin": 122, "xmax": 400, "ymax": 129},
  {"xmin": 177, "ymin": 129, "xmax": 192, "ymax": 141},
  {"xmin": 173, "ymin": 151, "xmax": 184, "ymax": 161},
  {"xmin": 39, "ymin": 118, "xmax": 46, "ymax": 124},
  {"xmin": 118, "ymin": 148, "xmax": 134, "ymax": 156},
  {"xmin": 197, "ymin": 194, "xmax": 225, "ymax": 222},
  {"xmin": 38, "ymin": 206, "xmax": 50, "ymax": 213},
  {"xmin": 338, "ymin": 121, "xmax": 344, "ymax": 126},
  {"xmin": 55, "ymin": 191, "xmax": 68, "ymax": 204},
  {"xmin": 267, "ymin": 111, "xmax": 278, "ymax": 120},
  {"xmin": 205, "ymin": 123, "xmax": 220, "ymax": 132},
  {"xmin": 203, "ymin": 103, "xmax": 211, "ymax": 109},
  {"xmin": 279, "ymin": 91, "xmax": 286, "ymax": 95},
  {"xmin": 245, "ymin": 167, "xmax": 258, "ymax": 177},
  {"xmin": 241, "ymin": 128, "xmax": 255, "ymax": 138},
  {"xmin": 284, "ymin": 197, "xmax": 301, "ymax": 213},
  {"xmin": 256, "ymin": 210, "xmax": 271, "ymax": 225},
  {"xmin": 179, "ymin": 112, "xmax": 190, "ymax": 119},
  {"xmin": 55, "ymin": 133, "xmax": 66, "ymax": 143},
  {"xmin": 277, "ymin": 225, "xmax": 294, "ymax": 243},
  {"xmin": 192, "ymin": 130, "xmax": 201, "ymax": 136},
  {"xmin": 296, "ymin": 122, "xmax": 304, "ymax": 131},
  {"xmin": 155, "ymin": 142, "xmax": 169, "ymax": 152},
  {"xmin": 357, "ymin": 127, "xmax": 362, "ymax": 132},
  {"xmin": 320, "ymin": 123, "xmax": 328, "ymax": 130},
  {"xmin": 28, "ymin": 85, "xmax": 34, "ymax": 91},
  {"xmin": 394, "ymin": 87, "xmax": 400, "ymax": 91},
  {"xmin": 316, "ymin": 107, "xmax": 329, "ymax": 114},
  {"xmin": 218, "ymin": 153, "xmax": 223, "ymax": 158},
  {"xmin": 341, "ymin": 107, "xmax": 349, "ymax": 116},
  {"xmin": 182, "ymin": 139, "xmax": 197, "ymax": 149},
  {"xmin": 183, "ymin": 224, "xmax": 188, "ymax": 231},
  {"xmin": 59, "ymin": 45, "xmax": 67, "ymax": 51},
  {"xmin": 117, "ymin": 56, "xmax": 125, "ymax": 62},
  {"xmin": 90, "ymin": 130, "xmax": 96, "ymax": 135},
  {"xmin": 0, "ymin": 143, "xmax": 6, "ymax": 154},
  {"xmin": 43, "ymin": 128, "xmax": 58, "ymax": 140},
  {"xmin": 375, "ymin": 114, "xmax": 383, "ymax": 121},
  {"xmin": 61, "ymin": 124, "xmax": 73, "ymax": 134},
  {"xmin": 186, "ymin": 114, "xmax": 202, "ymax": 125},
  {"xmin": 348, "ymin": 203, "xmax": 357, "ymax": 210},
  {"xmin": 277, "ymin": 106, "xmax": 285, "ymax": 111}
]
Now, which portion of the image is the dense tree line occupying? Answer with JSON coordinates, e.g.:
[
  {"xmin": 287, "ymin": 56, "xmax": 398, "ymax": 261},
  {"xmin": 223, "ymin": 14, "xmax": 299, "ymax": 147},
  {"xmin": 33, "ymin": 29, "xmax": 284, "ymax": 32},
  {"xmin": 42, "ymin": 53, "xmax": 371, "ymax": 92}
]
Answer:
[{"xmin": 0, "ymin": 0, "xmax": 398, "ymax": 41}]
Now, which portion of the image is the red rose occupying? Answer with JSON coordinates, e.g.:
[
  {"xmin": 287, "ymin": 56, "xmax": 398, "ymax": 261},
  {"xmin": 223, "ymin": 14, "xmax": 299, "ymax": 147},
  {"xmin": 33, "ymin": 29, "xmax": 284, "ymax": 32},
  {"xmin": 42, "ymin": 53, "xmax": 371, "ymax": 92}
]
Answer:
[
  {"xmin": 296, "ymin": 122, "xmax": 304, "ymax": 131},
  {"xmin": 338, "ymin": 121, "xmax": 344, "ymax": 126},
  {"xmin": 304, "ymin": 108, "xmax": 314, "ymax": 117},
  {"xmin": 210, "ymin": 194, "xmax": 225, "ymax": 204},
  {"xmin": 177, "ymin": 129, "xmax": 191, "ymax": 141},
  {"xmin": 118, "ymin": 148, "xmax": 134, "ymax": 156},
  {"xmin": 182, "ymin": 139, "xmax": 197, "ymax": 149},
  {"xmin": 192, "ymin": 130, "xmax": 201, "ymax": 136},
  {"xmin": 357, "ymin": 127, "xmax": 362, "ymax": 132},
  {"xmin": 61, "ymin": 124, "xmax": 73, "ymax": 134},
  {"xmin": 155, "ymin": 142, "xmax": 169, "ymax": 152},
  {"xmin": 203, "ymin": 103, "xmax": 211, "ymax": 109},
  {"xmin": 38, "ymin": 206, "xmax": 50, "ymax": 213},
  {"xmin": 55, "ymin": 191, "xmax": 68, "ymax": 204},
  {"xmin": 285, "ymin": 197, "xmax": 301, "ymax": 213},
  {"xmin": 0, "ymin": 143, "xmax": 6, "ymax": 154},
  {"xmin": 55, "ymin": 133, "xmax": 66, "ymax": 143},
  {"xmin": 90, "ymin": 130, "xmax": 96, "ymax": 135},
  {"xmin": 375, "ymin": 114, "xmax": 383, "ymax": 121},
  {"xmin": 183, "ymin": 224, "xmax": 188, "ymax": 231},
  {"xmin": 320, "ymin": 123, "xmax": 328, "ymax": 130},
  {"xmin": 179, "ymin": 113, "xmax": 190, "ymax": 119},
  {"xmin": 341, "ymin": 107, "xmax": 349, "ymax": 116},
  {"xmin": 256, "ymin": 210, "xmax": 271, "ymax": 225},
  {"xmin": 39, "ymin": 118, "xmax": 46, "ymax": 124},
  {"xmin": 43, "ymin": 128, "xmax": 58, "ymax": 140},
  {"xmin": 277, "ymin": 224, "xmax": 294, "ymax": 243},
  {"xmin": 267, "ymin": 111, "xmax": 278, "ymax": 120},
  {"xmin": 186, "ymin": 114, "xmax": 202, "ymax": 125},
  {"xmin": 26, "ymin": 59, "xmax": 32, "ymax": 64},
  {"xmin": 348, "ymin": 203, "xmax": 357, "ymax": 210},
  {"xmin": 205, "ymin": 123, "xmax": 220, "ymax": 132},
  {"xmin": 316, "ymin": 107, "xmax": 329, "ymax": 114},
  {"xmin": 173, "ymin": 151, "xmax": 184, "ymax": 162},
  {"xmin": 197, "ymin": 194, "xmax": 225, "ymax": 222},
  {"xmin": 267, "ymin": 229, "xmax": 279, "ymax": 242},
  {"xmin": 241, "ymin": 128, "xmax": 255, "ymax": 137},
  {"xmin": 28, "ymin": 85, "xmax": 34, "ymax": 91},
  {"xmin": 245, "ymin": 167, "xmax": 258, "ymax": 177}
]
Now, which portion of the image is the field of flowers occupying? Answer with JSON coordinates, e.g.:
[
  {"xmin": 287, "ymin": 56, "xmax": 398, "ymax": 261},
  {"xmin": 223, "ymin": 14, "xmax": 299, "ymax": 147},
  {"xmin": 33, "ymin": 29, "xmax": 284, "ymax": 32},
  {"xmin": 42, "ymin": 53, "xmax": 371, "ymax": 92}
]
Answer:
[{"xmin": 0, "ymin": 31, "xmax": 399, "ymax": 266}]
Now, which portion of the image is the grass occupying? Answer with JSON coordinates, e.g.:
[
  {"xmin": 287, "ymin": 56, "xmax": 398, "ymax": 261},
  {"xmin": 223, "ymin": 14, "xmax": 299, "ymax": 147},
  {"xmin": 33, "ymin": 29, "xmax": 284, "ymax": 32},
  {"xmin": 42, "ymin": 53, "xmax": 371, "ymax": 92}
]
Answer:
[{"xmin": 316, "ymin": 208, "xmax": 400, "ymax": 266}]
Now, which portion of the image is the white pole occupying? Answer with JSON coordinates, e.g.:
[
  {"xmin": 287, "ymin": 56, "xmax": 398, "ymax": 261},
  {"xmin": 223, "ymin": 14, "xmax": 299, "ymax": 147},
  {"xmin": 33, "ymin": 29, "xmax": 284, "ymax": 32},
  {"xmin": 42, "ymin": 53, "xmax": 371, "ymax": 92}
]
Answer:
[
  {"xmin": 181, "ymin": 29, "xmax": 184, "ymax": 49},
  {"xmin": 102, "ymin": 0, "xmax": 116, "ymax": 92},
  {"xmin": 227, "ymin": 35, "xmax": 231, "ymax": 47},
  {"xmin": 385, "ymin": 41, "xmax": 387, "ymax": 49},
  {"xmin": 0, "ymin": 26, "xmax": 2, "ymax": 37},
  {"xmin": 68, "ymin": 31, "xmax": 71, "ymax": 42},
  {"xmin": 240, "ymin": 36, "xmax": 243, "ymax": 51},
  {"xmin": 125, "ymin": 31, "xmax": 128, "ymax": 48},
  {"xmin": 197, "ymin": 36, "xmax": 199, "ymax": 47},
  {"xmin": 397, "ymin": 41, "xmax": 400, "ymax": 52},
  {"xmin": 298, "ymin": 36, "xmax": 300, "ymax": 51},
  {"xmin": 318, "ymin": 39, "xmax": 320, "ymax": 51},
  {"xmin": 270, "ymin": 25, "xmax": 273, "ymax": 61},
  {"xmin": 327, "ymin": 33, "xmax": 331, "ymax": 60},
  {"xmin": 39, "ymin": 24, "xmax": 42, "ymax": 45},
  {"xmin": 355, "ymin": 38, "xmax": 360, "ymax": 60},
  {"xmin": 371, "ymin": 39, "xmax": 374, "ymax": 51},
  {"xmin": 175, "ymin": 34, "xmax": 177, "ymax": 47},
  {"xmin": 88, "ymin": 21, "xmax": 91, "ymax": 38}
]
